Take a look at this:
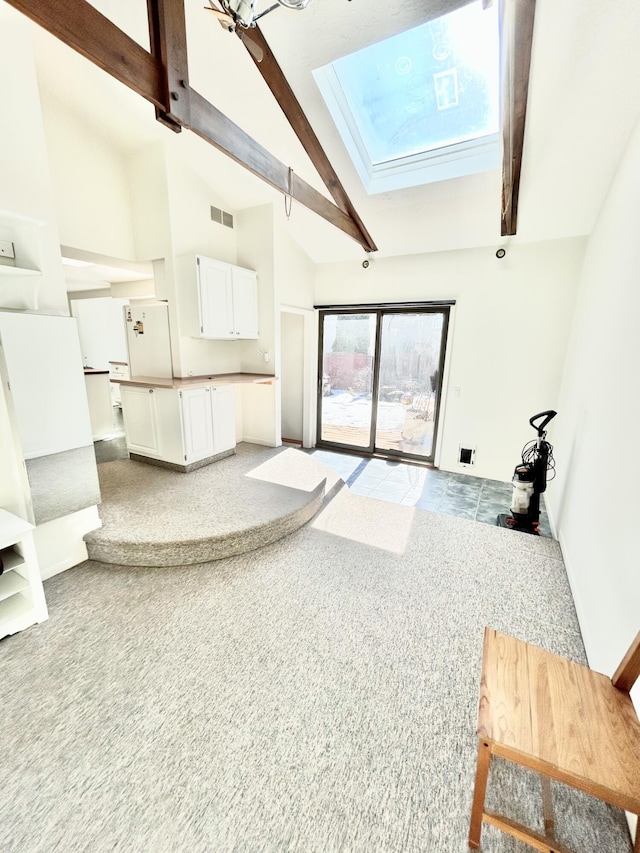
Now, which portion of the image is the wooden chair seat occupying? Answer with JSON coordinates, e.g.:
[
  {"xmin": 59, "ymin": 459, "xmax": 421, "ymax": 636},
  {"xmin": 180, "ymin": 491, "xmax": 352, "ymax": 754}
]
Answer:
[{"xmin": 469, "ymin": 627, "xmax": 640, "ymax": 852}]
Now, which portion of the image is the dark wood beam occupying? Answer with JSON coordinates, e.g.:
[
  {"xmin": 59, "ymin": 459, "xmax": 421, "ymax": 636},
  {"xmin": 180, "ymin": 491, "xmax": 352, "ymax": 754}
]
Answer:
[
  {"xmin": 4, "ymin": 0, "xmax": 374, "ymax": 250},
  {"xmin": 147, "ymin": 0, "xmax": 191, "ymax": 130},
  {"xmin": 8, "ymin": 0, "xmax": 165, "ymax": 109},
  {"xmin": 240, "ymin": 25, "xmax": 377, "ymax": 253},
  {"xmin": 501, "ymin": 0, "xmax": 536, "ymax": 236},
  {"xmin": 188, "ymin": 88, "xmax": 370, "ymax": 248}
]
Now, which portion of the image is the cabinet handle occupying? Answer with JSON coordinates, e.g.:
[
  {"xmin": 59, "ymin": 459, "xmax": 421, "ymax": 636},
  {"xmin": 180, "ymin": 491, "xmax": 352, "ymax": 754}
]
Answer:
[{"xmin": 149, "ymin": 389, "xmax": 154, "ymax": 393}]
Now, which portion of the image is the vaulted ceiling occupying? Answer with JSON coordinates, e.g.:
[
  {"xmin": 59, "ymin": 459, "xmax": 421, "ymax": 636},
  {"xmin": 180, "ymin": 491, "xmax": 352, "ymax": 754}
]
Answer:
[{"xmin": 13, "ymin": 0, "xmax": 640, "ymax": 263}]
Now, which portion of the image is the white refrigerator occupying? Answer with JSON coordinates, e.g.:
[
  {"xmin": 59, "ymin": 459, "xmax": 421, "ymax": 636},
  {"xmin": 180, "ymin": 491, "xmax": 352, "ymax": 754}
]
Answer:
[{"xmin": 124, "ymin": 303, "xmax": 173, "ymax": 378}]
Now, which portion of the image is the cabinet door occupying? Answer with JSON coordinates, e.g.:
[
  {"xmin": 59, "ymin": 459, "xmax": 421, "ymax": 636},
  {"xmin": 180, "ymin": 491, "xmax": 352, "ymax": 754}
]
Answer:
[
  {"xmin": 210, "ymin": 387, "xmax": 236, "ymax": 453},
  {"xmin": 180, "ymin": 388, "xmax": 214, "ymax": 462},
  {"xmin": 232, "ymin": 267, "xmax": 258, "ymax": 339},
  {"xmin": 121, "ymin": 385, "xmax": 161, "ymax": 455},
  {"xmin": 197, "ymin": 256, "xmax": 234, "ymax": 339}
]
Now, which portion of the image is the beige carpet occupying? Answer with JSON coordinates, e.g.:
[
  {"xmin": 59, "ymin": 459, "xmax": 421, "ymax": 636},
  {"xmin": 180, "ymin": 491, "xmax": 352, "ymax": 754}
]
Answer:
[{"xmin": 0, "ymin": 484, "xmax": 632, "ymax": 852}]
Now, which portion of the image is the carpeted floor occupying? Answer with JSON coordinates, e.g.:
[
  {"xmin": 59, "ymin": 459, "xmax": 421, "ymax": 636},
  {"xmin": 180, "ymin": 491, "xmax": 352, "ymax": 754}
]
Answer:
[{"xmin": 0, "ymin": 486, "xmax": 632, "ymax": 852}]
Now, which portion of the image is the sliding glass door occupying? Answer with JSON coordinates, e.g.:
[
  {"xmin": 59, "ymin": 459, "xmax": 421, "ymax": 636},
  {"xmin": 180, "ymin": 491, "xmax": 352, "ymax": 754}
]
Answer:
[{"xmin": 318, "ymin": 306, "xmax": 449, "ymax": 464}]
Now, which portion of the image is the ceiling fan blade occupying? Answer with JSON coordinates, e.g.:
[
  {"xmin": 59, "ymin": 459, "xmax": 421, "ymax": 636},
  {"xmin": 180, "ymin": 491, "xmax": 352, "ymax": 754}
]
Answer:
[
  {"xmin": 239, "ymin": 31, "xmax": 264, "ymax": 62},
  {"xmin": 205, "ymin": 6, "xmax": 236, "ymax": 29}
]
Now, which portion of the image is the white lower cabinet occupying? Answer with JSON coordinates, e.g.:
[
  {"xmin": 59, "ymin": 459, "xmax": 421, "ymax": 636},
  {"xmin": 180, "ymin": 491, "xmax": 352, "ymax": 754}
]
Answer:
[
  {"xmin": 121, "ymin": 384, "xmax": 236, "ymax": 469},
  {"xmin": 120, "ymin": 385, "xmax": 161, "ymax": 456},
  {"xmin": 0, "ymin": 509, "xmax": 48, "ymax": 639}
]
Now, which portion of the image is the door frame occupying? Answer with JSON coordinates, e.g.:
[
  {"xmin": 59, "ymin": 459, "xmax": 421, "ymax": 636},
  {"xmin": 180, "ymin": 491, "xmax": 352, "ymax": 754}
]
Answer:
[
  {"xmin": 316, "ymin": 303, "xmax": 452, "ymax": 464},
  {"xmin": 278, "ymin": 305, "xmax": 317, "ymax": 449}
]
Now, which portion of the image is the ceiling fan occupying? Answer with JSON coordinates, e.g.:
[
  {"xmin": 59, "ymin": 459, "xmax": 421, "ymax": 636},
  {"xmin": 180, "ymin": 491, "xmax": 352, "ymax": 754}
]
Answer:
[{"xmin": 205, "ymin": 0, "xmax": 312, "ymax": 61}]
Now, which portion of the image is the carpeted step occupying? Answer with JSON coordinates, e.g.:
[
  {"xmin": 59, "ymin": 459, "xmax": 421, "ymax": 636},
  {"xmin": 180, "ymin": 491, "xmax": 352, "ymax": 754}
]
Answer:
[{"xmin": 84, "ymin": 444, "xmax": 343, "ymax": 567}]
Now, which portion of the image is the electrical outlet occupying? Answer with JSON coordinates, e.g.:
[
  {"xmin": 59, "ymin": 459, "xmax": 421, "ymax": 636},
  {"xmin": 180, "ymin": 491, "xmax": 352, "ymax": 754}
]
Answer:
[
  {"xmin": 0, "ymin": 240, "xmax": 15, "ymax": 259},
  {"xmin": 458, "ymin": 446, "xmax": 476, "ymax": 466}
]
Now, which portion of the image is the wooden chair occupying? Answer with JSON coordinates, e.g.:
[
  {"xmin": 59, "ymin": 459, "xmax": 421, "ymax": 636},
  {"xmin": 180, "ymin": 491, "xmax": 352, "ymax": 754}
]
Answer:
[{"xmin": 469, "ymin": 627, "xmax": 640, "ymax": 852}]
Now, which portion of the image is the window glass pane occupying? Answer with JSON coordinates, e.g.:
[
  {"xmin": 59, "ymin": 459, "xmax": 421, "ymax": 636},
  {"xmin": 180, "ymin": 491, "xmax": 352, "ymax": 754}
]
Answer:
[
  {"xmin": 375, "ymin": 313, "xmax": 444, "ymax": 459},
  {"xmin": 320, "ymin": 313, "xmax": 376, "ymax": 448}
]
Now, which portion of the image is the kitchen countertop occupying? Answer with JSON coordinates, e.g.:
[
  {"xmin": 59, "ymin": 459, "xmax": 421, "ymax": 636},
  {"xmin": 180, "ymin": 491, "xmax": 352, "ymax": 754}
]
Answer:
[{"xmin": 113, "ymin": 372, "xmax": 277, "ymax": 389}]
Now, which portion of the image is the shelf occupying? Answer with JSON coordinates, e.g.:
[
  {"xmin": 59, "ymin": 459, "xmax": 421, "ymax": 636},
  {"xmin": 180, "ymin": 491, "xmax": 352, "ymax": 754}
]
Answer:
[
  {"xmin": 0, "ymin": 547, "xmax": 25, "ymax": 573},
  {"xmin": 0, "ymin": 508, "xmax": 46, "ymax": 638},
  {"xmin": 0, "ymin": 572, "xmax": 29, "ymax": 603},
  {"xmin": 0, "ymin": 591, "xmax": 33, "ymax": 628}
]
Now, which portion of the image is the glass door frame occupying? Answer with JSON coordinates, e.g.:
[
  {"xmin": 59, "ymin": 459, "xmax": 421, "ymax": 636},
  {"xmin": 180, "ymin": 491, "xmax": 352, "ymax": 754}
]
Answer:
[{"xmin": 316, "ymin": 303, "xmax": 451, "ymax": 465}]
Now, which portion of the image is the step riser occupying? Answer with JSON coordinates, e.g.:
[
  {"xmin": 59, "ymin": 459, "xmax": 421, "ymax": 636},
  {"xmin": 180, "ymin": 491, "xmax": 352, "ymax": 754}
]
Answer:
[{"xmin": 86, "ymin": 483, "xmax": 327, "ymax": 567}]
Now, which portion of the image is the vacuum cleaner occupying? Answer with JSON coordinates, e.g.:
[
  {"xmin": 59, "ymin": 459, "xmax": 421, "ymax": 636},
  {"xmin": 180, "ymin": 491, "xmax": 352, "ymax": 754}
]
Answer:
[{"xmin": 497, "ymin": 410, "xmax": 557, "ymax": 535}]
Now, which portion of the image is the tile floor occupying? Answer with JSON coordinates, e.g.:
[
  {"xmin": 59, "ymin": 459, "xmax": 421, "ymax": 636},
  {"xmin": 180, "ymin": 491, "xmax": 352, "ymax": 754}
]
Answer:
[
  {"xmin": 308, "ymin": 448, "xmax": 553, "ymax": 538},
  {"xmin": 95, "ymin": 418, "xmax": 553, "ymax": 539}
]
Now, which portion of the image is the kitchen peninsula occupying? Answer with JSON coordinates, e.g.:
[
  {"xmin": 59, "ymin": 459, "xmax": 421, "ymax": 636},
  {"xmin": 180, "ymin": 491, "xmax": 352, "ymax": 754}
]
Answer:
[{"xmin": 115, "ymin": 372, "xmax": 276, "ymax": 472}]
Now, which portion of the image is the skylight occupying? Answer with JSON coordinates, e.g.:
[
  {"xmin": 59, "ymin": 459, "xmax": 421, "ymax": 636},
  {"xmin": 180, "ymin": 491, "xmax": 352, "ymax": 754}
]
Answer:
[{"xmin": 313, "ymin": 1, "xmax": 500, "ymax": 194}]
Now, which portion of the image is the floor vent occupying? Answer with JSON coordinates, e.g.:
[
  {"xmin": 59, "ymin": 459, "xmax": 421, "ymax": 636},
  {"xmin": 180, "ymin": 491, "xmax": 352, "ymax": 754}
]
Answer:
[{"xmin": 211, "ymin": 206, "xmax": 234, "ymax": 229}]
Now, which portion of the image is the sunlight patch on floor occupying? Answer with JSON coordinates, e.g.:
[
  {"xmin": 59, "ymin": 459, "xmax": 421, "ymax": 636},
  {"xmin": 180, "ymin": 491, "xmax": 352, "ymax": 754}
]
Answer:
[{"xmin": 311, "ymin": 486, "xmax": 415, "ymax": 555}]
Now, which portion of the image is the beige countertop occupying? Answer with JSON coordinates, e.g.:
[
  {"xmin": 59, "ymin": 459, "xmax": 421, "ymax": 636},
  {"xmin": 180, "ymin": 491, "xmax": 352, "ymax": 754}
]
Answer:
[{"xmin": 114, "ymin": 372, "xmax": 277, "ymax": 389}]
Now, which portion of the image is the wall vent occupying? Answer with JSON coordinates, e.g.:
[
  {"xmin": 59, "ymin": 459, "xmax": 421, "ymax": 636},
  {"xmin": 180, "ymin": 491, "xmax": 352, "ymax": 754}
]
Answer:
[{"xmin": 211, "ymin": 206, "xmax": 234, "ymax": 229}]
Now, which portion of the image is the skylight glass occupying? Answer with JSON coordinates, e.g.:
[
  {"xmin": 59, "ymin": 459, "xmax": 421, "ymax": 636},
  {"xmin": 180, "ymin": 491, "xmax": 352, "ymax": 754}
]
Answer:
[{"xmin": 313, "ymin": 1, "xmax": 500, "ymax": 193}]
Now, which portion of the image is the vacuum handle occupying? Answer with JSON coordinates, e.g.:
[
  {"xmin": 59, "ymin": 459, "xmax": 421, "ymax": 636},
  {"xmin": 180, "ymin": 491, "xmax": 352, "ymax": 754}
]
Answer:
[{"xmin": 529, "ymin": 410, "xmax": 557, "ymax": 436}]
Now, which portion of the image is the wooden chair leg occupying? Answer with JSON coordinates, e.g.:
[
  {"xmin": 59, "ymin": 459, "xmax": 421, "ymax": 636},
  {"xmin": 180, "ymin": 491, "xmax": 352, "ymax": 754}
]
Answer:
[
  {"xmin": 541, "ymin": 775, "xmax": 555, "ymax": 840},
  {"xmin": 469, "ymin": 740, "xmax": 492, "ymax": 849}
]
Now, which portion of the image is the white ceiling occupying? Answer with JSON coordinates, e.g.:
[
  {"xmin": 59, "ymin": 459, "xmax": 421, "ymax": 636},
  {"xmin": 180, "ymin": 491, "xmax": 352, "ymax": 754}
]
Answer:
[{"xmin": 24, "ymin": 0, "xmax": 640, "ymax": 264}]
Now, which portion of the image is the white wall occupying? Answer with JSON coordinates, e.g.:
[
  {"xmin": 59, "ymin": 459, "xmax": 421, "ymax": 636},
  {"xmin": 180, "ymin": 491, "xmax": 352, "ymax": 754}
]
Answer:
[
  {"xmin": 280, "ymin": 312, "xmax": 304, "ymax": 442},
  {"xmin": 165, "ymin": 141, "xmax": 241, "ymax": 378},
  {"xmin": 40, "ymin": 91, "xmax": 136, "ymax": 260},
  {"xmin": 0, "ymin": 7, "xmax": 101, "ymax": 579},
  {"xmin": 275, "ymin": 215, "xmax": 317, "ymax": 446},
  {"xmin": 315, "ymin": 240, "xmax": 584, "ymax": 480},
  {"xmin": 0, "ymin": 7, "xmax": 67, "ymax": 315},
  {"xmin": 546, "ymin": 115, "xmax": 640, "ymax": 705}
]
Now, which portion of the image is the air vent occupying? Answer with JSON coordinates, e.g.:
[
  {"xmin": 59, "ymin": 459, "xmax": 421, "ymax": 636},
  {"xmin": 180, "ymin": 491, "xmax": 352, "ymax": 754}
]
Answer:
[{"xmin": 211, "ymin": 206, "xmax": 234, "ymax": 229}]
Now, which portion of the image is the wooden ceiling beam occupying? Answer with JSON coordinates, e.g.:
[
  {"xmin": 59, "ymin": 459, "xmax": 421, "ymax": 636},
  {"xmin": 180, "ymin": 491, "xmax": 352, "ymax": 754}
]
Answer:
[
  {"xmin": 500, "ymin": 0, "xmax": 536, "ymax": 236},
  {"xmin": 8, "ymin": 0, "xmax": 165, "ymax": 109},
  {"xmin": 4, "ymin": 0, "xmax": 375, "ymax": 251},
  {"xmin": 188, "ymin": 88, "xmax": 369, "ymax": 247},
  {"xmin": 147, "ymin": 0, "xmax": 190, "ymax": 132},
  {"xmin": 240, "ymin": 25, "xmax": 377, "ymax": 252}
]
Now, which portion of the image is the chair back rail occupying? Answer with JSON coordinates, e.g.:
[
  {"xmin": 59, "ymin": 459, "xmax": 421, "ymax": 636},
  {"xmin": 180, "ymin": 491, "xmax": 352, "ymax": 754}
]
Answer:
[{"xmin": 612, "ymin": 631, "xmax": 640, "ymax": 694}]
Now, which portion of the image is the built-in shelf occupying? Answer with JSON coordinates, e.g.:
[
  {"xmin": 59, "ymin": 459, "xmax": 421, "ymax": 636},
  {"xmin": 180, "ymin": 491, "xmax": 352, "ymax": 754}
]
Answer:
[
  {"xmin": 0, "ymin": 508, "xmax": 47, "ymax": 638},
  {"xmin": 0, "ymin": 547, "xmax": 26, "ymax": 573},
  {"xmin": 0, "ymin": 571, "xmax": 30, "ymax": 602},
  {"xmin": 0, "ymin": 591, "xmax": 33, "ymax": 625}
]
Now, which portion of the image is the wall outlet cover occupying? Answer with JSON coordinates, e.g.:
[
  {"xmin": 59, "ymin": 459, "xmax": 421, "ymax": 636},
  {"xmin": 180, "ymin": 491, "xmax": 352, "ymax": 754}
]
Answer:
[
  {"xmin": 458, "ymin": 446, "xmax": 476, "ymax": 466},
  {"xmin": 0, "ymin": 240, "xmax": 15, "ymax": 259}
]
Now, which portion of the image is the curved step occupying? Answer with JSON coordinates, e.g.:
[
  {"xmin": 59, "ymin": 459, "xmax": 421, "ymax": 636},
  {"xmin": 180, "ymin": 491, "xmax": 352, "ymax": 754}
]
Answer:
[{"xmin": 84, "ymin": 444, "xmax": 342, "ymax": 567}]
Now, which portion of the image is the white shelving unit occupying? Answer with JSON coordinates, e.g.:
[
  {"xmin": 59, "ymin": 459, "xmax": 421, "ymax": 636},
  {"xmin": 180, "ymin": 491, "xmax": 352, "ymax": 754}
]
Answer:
[{"xmin": 0, "ymin": 508, "xmax": 47, "ymax": 639}]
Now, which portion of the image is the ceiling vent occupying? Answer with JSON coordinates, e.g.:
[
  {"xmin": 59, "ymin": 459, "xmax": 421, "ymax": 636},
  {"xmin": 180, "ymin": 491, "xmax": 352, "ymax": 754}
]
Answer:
[{"xmin": 211, "ymin": 206, "xmax": 234, "ymax": 229}]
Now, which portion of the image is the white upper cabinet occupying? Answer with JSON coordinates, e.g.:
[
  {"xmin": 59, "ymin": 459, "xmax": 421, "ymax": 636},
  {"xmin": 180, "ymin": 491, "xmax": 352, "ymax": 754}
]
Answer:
[
  {"xmin": 231, "ymin": 265, "xmax": 259, "ymax": 339},
  {"xmin": 196, "ymin": 255, "xmax": 258, "ymax": 340}
]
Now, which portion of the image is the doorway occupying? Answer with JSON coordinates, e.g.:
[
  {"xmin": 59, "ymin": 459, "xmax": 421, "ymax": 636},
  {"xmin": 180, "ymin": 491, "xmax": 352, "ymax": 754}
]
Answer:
[{"xmin": 317, "ymin": 306, "xmax": 450, "ymax": 463}]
